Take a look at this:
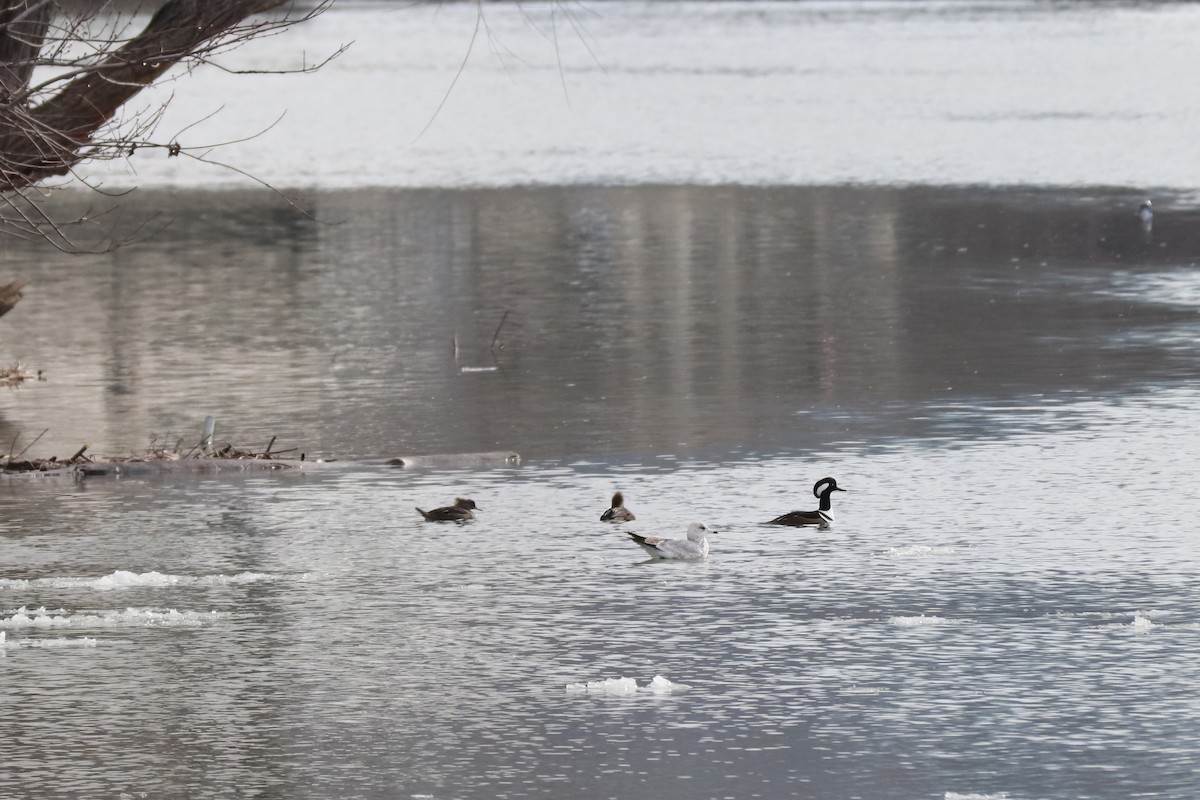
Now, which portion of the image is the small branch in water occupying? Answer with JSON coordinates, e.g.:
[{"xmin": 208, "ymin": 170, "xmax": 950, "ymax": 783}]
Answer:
[
  {"xmin": 489, "ymin": 310, "xmax": 509, "ymax": 353},
  {"xmin": 7, "ymin": 431, "xmax": 17, "ymax": 462},
  {"xmin": 68, "ymin": 444, "xmax": 89, "ymax": 463},
  {"xmin": 180, "ymin": 436, "xmax": 206, "ymax": 460},
  {"xmin": 263, "ymin": 435, "xmax": 276, "ymax": 457}
]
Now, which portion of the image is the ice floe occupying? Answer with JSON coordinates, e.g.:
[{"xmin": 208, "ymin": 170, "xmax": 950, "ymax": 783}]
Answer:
[
  {"xmin": 889, "ymin": 614, "xmax": 956, "ymax": 627},
  {"xmin": 565, "ymin": 675, "xmax": 688, "ymax": 694},
  {"xmin": 0, "ymin": 606, "xmax": 229, "ymax": 629},
  {"xmin": 0, "ymin": 570, "xmax": 289, "ymax": 591},
  {"xmin": 20, "ymin": 636, "xmax": 98, "ymax": 648},
  {"xmin": 1125, "ymin": 611, "xmax": 1167, "ymax": 633},
  {"xmin": 1, "ymin": 629, "xmax": 100, "ymax": 649},
  {"xmin": 884, "ymin": 545, "xmax": 961, "ymax": 557}
]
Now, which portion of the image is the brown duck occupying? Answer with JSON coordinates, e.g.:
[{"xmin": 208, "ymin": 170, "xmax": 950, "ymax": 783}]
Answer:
[
  {"xmin": 600, "ymin": 491, "xmax": 636, "ymax": 522},
  {"xmin": 416, "ymin": 497, "xmax": 478, "ymax": 522}
]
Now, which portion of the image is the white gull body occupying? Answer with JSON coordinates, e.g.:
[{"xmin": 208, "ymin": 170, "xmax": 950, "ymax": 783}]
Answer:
[{"xmin": 628, "ymin": 522, "xmax": 714, "ymax": 560}]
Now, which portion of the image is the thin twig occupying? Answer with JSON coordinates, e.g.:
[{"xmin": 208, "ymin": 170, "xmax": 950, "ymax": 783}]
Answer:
[
  {"xmin": 490, "ymin": 310, "xmax": 509, "ymax": 353},
  {"xmin": 14, "ymin": 428, "xmax": 47, "ymax": 459},
  {"xmin": 414, "ymin": 1, "xmax": 483, "ymax": 142}
]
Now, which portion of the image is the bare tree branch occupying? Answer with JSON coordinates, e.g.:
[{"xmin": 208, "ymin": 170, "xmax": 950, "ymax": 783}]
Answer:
[{"xmin": 0, "ymin": 0, "xmax": 336, "ymax": 251}]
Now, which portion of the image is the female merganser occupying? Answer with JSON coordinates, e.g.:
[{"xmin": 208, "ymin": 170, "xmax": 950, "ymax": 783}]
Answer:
[
  {"xmin": 416, "ymin": 497, "xmax": 478, "ymax": 521},
  {"xmin": 600, "ymin": 491, "xmax": 636, "ymax": 522},
  {"xmin": 628, "ymin": 522, "xmax": 714, "ymax": 560},
  {"xmin": 766, "ymin": 477, "xmax": 845, "ymax": 528}
]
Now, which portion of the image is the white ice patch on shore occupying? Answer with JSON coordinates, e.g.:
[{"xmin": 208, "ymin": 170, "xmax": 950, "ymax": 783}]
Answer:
[
  {"xmin": 0, "ymin": 606, "xmax": 229, "ymax": 629},
  {"xmin": 0, "ymin": 570, "xmax": 287, "ymax": 591},
  {"xmin": 566, "ymin": 675, "xmax": 688, "ymax": 694},
  {"xmin": 889, "ymin": 614, "xmax": 956, "ymax": 627}
]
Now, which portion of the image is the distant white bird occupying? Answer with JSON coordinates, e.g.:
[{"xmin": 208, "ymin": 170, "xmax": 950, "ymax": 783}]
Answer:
[
  {"xmin": 1139, "ymin": 200, "xmax": 1153, "ymax": 228},
  {"xmin": 627, "ymin": 522, "xmax": 714, "ymax": 560}
]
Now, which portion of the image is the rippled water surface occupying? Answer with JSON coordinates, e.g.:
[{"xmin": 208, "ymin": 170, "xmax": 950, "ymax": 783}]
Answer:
[
  {"xmin": 6, "ymin": 2, "xmax": 1200, "ymax": 798},
  {"xmin": 4, "ymin": 183, "xmax": 1200, "ymax": 799},
  {"xmin": 4, "ymin": 402, "xmax": 1200, "ymax": 800}
]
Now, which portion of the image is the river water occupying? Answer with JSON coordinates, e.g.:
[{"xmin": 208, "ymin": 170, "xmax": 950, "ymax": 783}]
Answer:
[{"xmin": 4, "ymin": 3, "xmax": 1200, "ymax": 799}]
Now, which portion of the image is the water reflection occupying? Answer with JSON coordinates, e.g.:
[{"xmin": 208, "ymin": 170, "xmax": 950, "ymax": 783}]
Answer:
[{"xmin": 0, "ymin": 185, "xmax": 1194, "ymax": 462}]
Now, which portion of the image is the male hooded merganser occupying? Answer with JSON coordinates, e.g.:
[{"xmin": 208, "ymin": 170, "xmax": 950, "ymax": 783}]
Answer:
[
  {"xmin": 766, "ymin": 477, "xmax": 845, "ymax": 528},
  {"xmin": 416, "ymin": 497, "xmax": 478, "ymax": 521},
  {"xmin": 1139, "ymin": 200, "xmax": 1153, "ymax": 225},
  {"xmin": 628, "ymin": 522, "xmax": 714, "ymax": 560},
  {"xmin": 600, "ymin": 491, "xmax": 636, "ymax": 522}
]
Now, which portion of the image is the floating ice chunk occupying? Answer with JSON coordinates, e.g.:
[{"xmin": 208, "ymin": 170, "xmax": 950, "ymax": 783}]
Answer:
[
  {"xmin": 647, "ymin": 675, "xmax": 687, "ymax": 693},
  {"xmin": 889, "ymin": 614, "xmax": 954, "ymax": 627},
  {"xmin": 566, "ymin": 677, "xmax": 639, "ymax": 694},
  {"xmin": 566, "ymin": 675, "xmax": 688, "ymax": 694},
  {"xmin": 0, "ymin": 570, "xmax": 287, "ymax": 591},
  {"xmin": 1128, "ymin": 612, "xmax": 1158, "ymax": 632},
  {"xmin": 0, "ymin": 607, "xmax": 73, "ymax": 628},
  {"xmin": 23, "ymin": 636, "xmax": 98, "ymax": 648},
  {"xmin": 94, "ymin": 570, "xmax": 178, "ymax": 589},
  {"xmin": 884, "ymin": 545, "xmax": 960, "ymax": 557},
  {"xmin": 0, "ymin": 606, "xmax": 228, "ymax": 629}
]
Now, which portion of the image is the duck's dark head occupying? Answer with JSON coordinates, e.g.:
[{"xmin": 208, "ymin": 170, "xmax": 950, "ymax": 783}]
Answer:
[
  {"xmin": 454, "ymin": 497, "xmax": 478, "ymax": 510},
  {"xmin": 611, "ymin": 491, "xmax": 625, "ymax": 507},
  {"xmin": 812, "ymin": 477, "xmax": 844, "ymax": 498}
]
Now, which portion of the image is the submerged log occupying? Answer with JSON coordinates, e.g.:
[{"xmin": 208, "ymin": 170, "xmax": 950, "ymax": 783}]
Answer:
[
  {"xmin": 0, "ymin": 451, "xmax": 521, "ymax": 480},
  {"xmin": 383, "ymin": 451, "xmax": 521, "ymax": 469}
]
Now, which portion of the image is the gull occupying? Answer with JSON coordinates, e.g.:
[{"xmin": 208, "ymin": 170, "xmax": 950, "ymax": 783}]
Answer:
[{"xmin": 627, "ymin": 522, "xmax": 714, "ymax": 560}]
